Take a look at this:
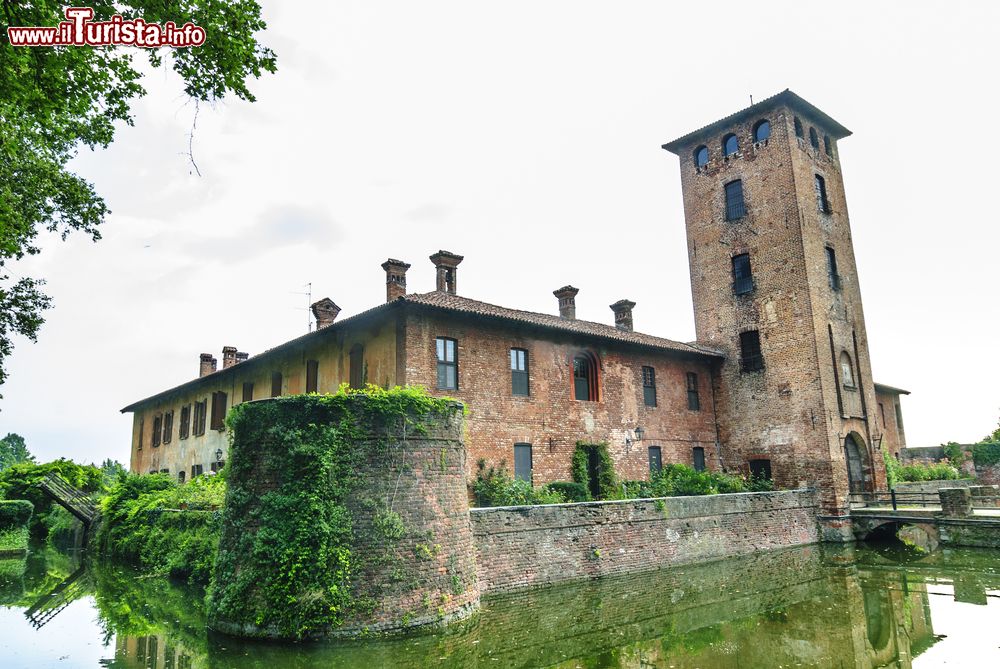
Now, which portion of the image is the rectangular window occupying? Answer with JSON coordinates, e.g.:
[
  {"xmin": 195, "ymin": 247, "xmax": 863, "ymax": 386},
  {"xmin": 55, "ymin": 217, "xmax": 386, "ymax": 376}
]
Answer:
[
  {"xmin": 191, "ymin": 464, "xmax": 204, "ymax": 478},
  {"xmin": 510, "ymin": 348, "xmax": 529, "ymax": 396},
  {"xmin": 137, "ymin": 418, "xmax": 144, "ymax": 450},
  {"xmin": 693, "ymin": 446, "xmax": 706, "ymax": 472},
  {"xmin": 160, "ymin": 468, "xmax": 169, "ymax": 475},
  {"xmin": 879, "ymin": 402, "xmax": 886, "ymax": 426},
  {"xmin": 436, "ymin": 337, "xmax": 457, "ymax": 390},
  {"xmin": 686, "ymin": 372, "xmax": 701, "ymax": 411},
  {"xmin": 825, "ymin": 247, "xmax": 841, "ymax": 290},
  {"xmin": 749, "ymin": 458, "xmax": 772, "ymax": 481},
  {"xmin": 513, "ymin": 443, "xmax": 532, "ymax": 483},
  {"xmin": 211, "ymin": 460, "xmax": 226, "ymax": 473},
  {"xmin": 179, "ymin": 405, "xmax": 190, "ymax": 439},
  {"xmin": 724, "ymin": 179, "xmax": 746, "ymax": 221},
  {"xmin": 648, "ymin": 446, "xmax": 662, "ymax": 474},
  {"xmin": 152, "ymin": 415, "xmax": 162, "ymax": 448},
  {"xmin": 242, "ymin": 382, "xmax": 254, "ymax": 403},
  {"xmin": 739, "ymin": 330, "xmax": 764, "ymax": 373},
  {"xmin": 210, "ymin": 391, "xmax": 227, "ymax": 431},
  {"xmin": 732, "ymin": 253, "xmax": 753, "ymax": 295},
  {"xmin": 815, "ymin": 174, "xmax": 831, "ymax": 213},
  {"xmin": 178, "ymin": 471, "xmax": 186, "ymax": 483},
  {"xmin": 162, "ymin": 410, "xmax": 173, "ymax": 445},
  {"xmin": 306, "ymin": 359, "xmax": 319, "ymax": 393},
  {"xmin": 271, "ymin": 372, "xmax": 282, "ymax": 398},
  {"xmin": 349, "ymin": 344, "xmax": 365, "ymax": 389},
  {"xmin": 193, "ymin": 399, "xmax": 207, "ymax": 436},
  {"xmin": 642, "ymin": 366, "xmax": 657, "ymax": 407},
  {"xmin": 895, "ymin": 402, "xmax": 905, "ymax": 432}
]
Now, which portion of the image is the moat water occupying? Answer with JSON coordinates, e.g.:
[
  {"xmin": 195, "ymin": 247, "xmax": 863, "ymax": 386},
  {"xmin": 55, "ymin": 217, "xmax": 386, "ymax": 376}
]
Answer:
[{"xmin": 0, "ymin": 541, "xmax": 998, "ymax": 668}]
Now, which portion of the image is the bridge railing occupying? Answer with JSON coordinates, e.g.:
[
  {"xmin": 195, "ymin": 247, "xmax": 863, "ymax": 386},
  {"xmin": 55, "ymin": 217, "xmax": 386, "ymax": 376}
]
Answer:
[{"xmin": 849, "ymin": 490, "xmax": 941, "ymax": 510}]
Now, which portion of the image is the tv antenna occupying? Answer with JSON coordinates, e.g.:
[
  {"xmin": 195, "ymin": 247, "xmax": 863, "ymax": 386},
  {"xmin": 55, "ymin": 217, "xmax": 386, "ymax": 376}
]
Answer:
[{"xmin": 289, "ymin": 282, "xmax": 313, "ymax": 331}]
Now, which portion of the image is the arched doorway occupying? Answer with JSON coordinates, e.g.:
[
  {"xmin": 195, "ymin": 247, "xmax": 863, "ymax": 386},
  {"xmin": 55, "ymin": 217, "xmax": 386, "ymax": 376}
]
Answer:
[{"xmin": 845, "ymin": 433, "xmax": 872, "ymax": 493}]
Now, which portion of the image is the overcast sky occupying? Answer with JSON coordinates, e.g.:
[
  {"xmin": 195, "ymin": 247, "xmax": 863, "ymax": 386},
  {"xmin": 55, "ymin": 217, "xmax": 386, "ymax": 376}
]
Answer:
[{"xmin": 2, "ymin": 1, "xmax": 998, "ymax": 465}]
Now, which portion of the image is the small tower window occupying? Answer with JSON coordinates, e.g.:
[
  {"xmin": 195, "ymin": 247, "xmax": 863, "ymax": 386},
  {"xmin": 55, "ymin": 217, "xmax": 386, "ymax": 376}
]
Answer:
[
  {"xmin": 794, "ymin": 116, "xmax": 804, "ymax": 138},
  {"xmin": 511, "ymin": 348, "xmax": 529, "ymax": 396},
  {"xmin": 642, "ymin": 366, "xmax": 656, "ymax": 407},
  {"xmin": 809, "ymin": 127, "xmax": 819, "ymax": 149},
  {"xmin": 840, "ymin": 351, "xmax": 855, "ymax": 388},
  {"xmin": 694, "ymin": 145, "xmax": 709, "ymax": 167},
  {"xmin": 824, "ymin": 134, "xmax": 833, "ymax": 156},
  {"xmin": 724, "ymin": 180, "xmax": 746, "ymax": 221},
  {"xmin": 814, "ymin": 174, "xmax": 831, "ymax": 214},
  {"xmin": 732, "ymin": 253, "xmax": 753, "ymax": 295},
  {"xmin": 723, "ymin": 133, "xmax": 739, "ymax": 157},
  {"xmin": 436, "ymin": 337, "xmax": 458, "ymax": 390},
  {"xmin": 825, "ymin": 246, "xmax": 841, "ymax": 290},
  {"xmin": 739, "ymin": 330, "xmax": 764, "ymax": 373},
  {"xmin": 753, "ymin": 119, "xmax": 771, "ymax": 143}
]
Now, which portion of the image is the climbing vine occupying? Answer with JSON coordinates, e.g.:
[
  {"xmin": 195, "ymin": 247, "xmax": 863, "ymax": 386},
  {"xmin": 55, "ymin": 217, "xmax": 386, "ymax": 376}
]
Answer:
[
  {"xmin": 571, "ymin": 442, "xmax": 617, "ymax": 500},
  {"xmin": 206, "ymin": 384, "xmax": 457, "ymax": 639}
]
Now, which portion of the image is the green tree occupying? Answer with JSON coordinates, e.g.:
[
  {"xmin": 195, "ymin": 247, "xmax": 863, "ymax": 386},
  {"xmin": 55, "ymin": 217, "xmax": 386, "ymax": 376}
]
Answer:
[
  {"xmin": 0, "ymin": 433, "xmax": 34, "ymax": 471},
  {"xmin": 984, "ymin": 412, "xmax": 1000, "ymax": 443},
  {"xmin": 0, "ymin": 1, "xmax": 277, "ymax": 397}
]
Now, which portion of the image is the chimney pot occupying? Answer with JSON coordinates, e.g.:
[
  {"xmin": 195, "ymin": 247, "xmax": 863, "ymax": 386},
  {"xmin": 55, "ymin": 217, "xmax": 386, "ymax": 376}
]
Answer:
[
  {"xmin": 222, "ymin": 346, "xmax": 238, "ymax": 369},
  {"xmin": 380, "ymin": 258, "xmax": 411, "ymax": 302},
  {"xmin": 429, "ymin": 250, "xmax": 464, "ymax": 294},
  {"xmin": 235, "ymin": 351, "xmax": 249, "ymax": 364},
  {"xmin": 311, "ymin": 298, "xmax": 342, "ymax": 328},
  {"xmin": 553, "ymin": 285, "xmax": 580, "ymax": 319},
  {"xmin": 610, "ymin": 299, "xmax": 636, "ymax": 331},
  {"xmin": 199, "ymin": 353, "xmax": 217, "ymax": 377}
]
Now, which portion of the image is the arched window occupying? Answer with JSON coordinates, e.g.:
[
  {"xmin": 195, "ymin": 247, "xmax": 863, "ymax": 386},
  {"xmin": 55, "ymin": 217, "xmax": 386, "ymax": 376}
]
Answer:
[
  {"xmin": 753, "ymin": 119, "xmax": 771, "ymax": 143},
  {"xmin": 809, "ymin": 127, "xmax": 819, "ymax": 149},
  {"xmin": 722, "ymin": 133, "xmax": 739, "ymax": 157},
  {"xmin": 694, "ymin": 145, "xmax": 709, "ymax": 167},
  {"xmin": 824, "ymin": 134, "xmax": 833, "ymax": 156},
  {"xmin": 840, "ymin": 351, "xmax": 855, "ymax": 388},
  {"xmin": 572, "ymin": 352, "xmax": 599, "ymax": 401},
  {"xmin": 794, "ymin": 116, "xmax": 804, "ymax": 138}
]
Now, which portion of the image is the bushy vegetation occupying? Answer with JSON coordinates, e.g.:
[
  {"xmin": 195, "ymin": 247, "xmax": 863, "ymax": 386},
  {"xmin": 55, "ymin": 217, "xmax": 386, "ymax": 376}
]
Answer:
[
  {"xmin": 623, "ymin": 464, "xmax": 771, "ymax": 499},
  {"xmin": 472, "ymin": 461, "xmax": 566, "ymax": 506},
  {"xmin": 896, "ymin": 461, "xmax": 963, "ymax": 482},
  {"xmin": 571, "ymin": 442, "xmax": 617, "ymax": 500},
  {"xmin": 0, "ymin": 459, "xmax": 105, "ymax": 538},
  {"xmin": 0, "ymin": 499, "xmax": 33, "ymax": 554},
  {"xmin": 97, "ymin": 472, "xmax": 225, "ymax": 583},
  {"xmin": 544, "ymin": 481, "xmax": 591, "ymax": 502},
  {"xmin": 973, "ymin": 442, "xmax": 1000, "ymax": 468}
]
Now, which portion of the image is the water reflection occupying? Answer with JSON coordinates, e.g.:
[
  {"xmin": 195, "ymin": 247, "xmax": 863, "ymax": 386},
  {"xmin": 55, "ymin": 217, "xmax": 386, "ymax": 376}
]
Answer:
[{"xmin": 1, "ymin": 542, "xmax": 998, "ymax": 668}]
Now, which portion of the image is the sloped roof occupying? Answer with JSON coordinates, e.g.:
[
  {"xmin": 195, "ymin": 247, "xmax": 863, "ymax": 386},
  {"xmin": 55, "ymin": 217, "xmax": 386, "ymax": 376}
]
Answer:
[
  {"xmin": 873, "ymin": 382, "xmax": 911, "ymax": 396},
  {"xmin": 661, "ymin": 89, "xmax": 852, "ymax": 154},
  {"xmin": 121, "ymin": 291, "xmax": 722, "ymax": 412}
]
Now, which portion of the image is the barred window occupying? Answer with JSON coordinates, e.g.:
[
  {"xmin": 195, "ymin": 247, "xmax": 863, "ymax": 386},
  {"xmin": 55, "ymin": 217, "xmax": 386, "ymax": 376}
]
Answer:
[
  {"xmin": 732, "ymin": 253, "xmax": 753, "ymax": 295},
  {"xmin": 642, "ymin": 366, "xmax": 656, "ymax": 407},
  {"xmin": 687, "ymin": 372, "xmax": 701, "ymax": 411},
  {"xmin": 825, "ymin": 246, "xmax": 840, "ymax": 290},
  {"xmin": 436, "ymin": 337, "xmax": 457, "ymax": 390},
  {"xmin": 809, "ymin": 127, "xmax": 819, "ymax": 149},
  {"xmin": 739, "ymin": 330, "xmax": 764, "ymax": 373},
  {"xmin": 815, "ymin": 174, "xmax": 831, "ymax": 214},
  {"xmin": 725, "ymin": 180, "xmax": 746, "ymax": 221},
  {"xmin": 511, "ymin": 348, "xmax": 529, "ymax": 396}
]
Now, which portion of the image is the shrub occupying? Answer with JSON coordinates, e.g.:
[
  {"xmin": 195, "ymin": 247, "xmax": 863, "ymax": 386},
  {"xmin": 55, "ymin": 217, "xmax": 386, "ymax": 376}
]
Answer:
[
  {"xmin": 973, "ymin": 442, "xmax": 1000, "ymax": 468},
  {"xmin": 0, "ymin": 459, "xmax": 104, "ymax": 538},
  {"xmin": 544, "ymin": 481, "xmax": 590, "ymax": 502},
  {"xmin": 0, "ymin": 500, "xmax": 33, "ymax": 530},
  {"xmin": 897, "ymin": 461, "xmax": 962, "ymax": 482},
  {"xmin": 473, "ymin": 460, "xmax": 565, "ymax": 507}
]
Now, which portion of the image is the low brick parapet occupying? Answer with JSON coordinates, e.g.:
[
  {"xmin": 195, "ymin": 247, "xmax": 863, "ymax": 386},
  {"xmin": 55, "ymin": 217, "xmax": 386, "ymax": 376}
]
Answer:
[{"xmin": 939, "ymin": 487, "xmax": 973, "ymax": 517}]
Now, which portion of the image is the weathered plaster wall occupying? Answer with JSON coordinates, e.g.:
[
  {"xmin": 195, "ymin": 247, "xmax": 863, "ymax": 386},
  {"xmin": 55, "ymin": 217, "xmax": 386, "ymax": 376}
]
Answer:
[{"xmin": 470, "ymin": 488, "xmax": 819, "ymax": 594}]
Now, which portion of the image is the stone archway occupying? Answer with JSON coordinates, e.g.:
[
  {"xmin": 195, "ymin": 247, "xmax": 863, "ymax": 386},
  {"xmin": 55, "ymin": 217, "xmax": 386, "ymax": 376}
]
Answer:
[{"xmin": 845, "ymin": 432, "xmax": 872, "ymax": 493}]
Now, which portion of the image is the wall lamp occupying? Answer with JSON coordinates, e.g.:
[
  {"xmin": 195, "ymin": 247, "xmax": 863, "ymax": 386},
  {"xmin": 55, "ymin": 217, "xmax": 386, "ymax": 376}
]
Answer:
[{"xmin": 624, "ymin": 426, "xmax": 645, "ymax": 449}]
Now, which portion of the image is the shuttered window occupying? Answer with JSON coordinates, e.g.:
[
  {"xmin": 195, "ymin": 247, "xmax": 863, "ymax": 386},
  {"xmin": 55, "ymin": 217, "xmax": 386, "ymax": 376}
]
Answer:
[
  {"xmin": 511, "ymin": 348, "xmax": 529, "ymax": 396},
  {"xmin": 306, "ymin": 359, "xmax": 319, "ymax": 393},
  {"xmin": 687, "ymin": 372, "xmax": 701, "ymax": 411},
  {"xmin": 642, "ymin": 366, "xmax": 656, "ymax": 407},
  {"xmin": 192, "ymin": 400, "xmax": 207, "ymax": 436},
  {"xmin": 191, "ymin": 464, "xmax": 204, "ymax": 478},
  {"xmin": 137, "ymin": 418, "xmax": 144, "ymax": 450},
  {"xmin": 271, "ymin": 372, "xmax": 282, "ymax": 398},
  {"xmin": 210, "ymin": 391, "xmax": 227, "ymax": 431},
  {"xmin": 349, "ymin": 344, "xmax": 364, "ymax": 389},
  {"xmin": 514, "ymin": 443, "xmax": 533, "ymax": 483},
  {"xmin": 179, "ymin": 405, "xmax": 190, "ymax": 439},
  {"xmin": 732, "ymin": 253, "xmax": 753, "ymax": 295},
  {"xmin": 152, "ymin": 415, "xmax": 162, "ymax": 448},
  {"xmin": 436, "ymin": 338, "xmax": 457, "ymax": 390},
  {"xmin": 724, "ymin": 180, "xmax": 745, "ymax": 221},
  {"xmin": 693, "ymin": 446, "xmax": 706, "ymax": 472},
  {"xmin": 162, "ymin": 410, "xmax": 173, "ymax": 444},
  {"xmin": 242, "ymin": 382, "xmax": 254, "ymax": 402}
]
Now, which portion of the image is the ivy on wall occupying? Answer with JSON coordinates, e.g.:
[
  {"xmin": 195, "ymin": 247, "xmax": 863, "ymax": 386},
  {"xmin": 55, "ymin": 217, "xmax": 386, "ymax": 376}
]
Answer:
[{"xmin": 571, "ymin": 442, "xmax": 617, "ymax": 500}]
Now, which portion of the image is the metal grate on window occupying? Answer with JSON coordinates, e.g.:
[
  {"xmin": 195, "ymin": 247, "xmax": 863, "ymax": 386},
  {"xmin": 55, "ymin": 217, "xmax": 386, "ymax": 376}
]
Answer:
[
  {"xmin": 725, "ymin": 180, "xmax": 746, "ymax": 221},
  {"xmin": 739, "ymin": 330, "xmax": 764, "ymax": 373},
  {"xmin": 731, "ymin": 253, "xmax": 753, "ymax": 295},
  {"xmin": 642, "ymin": 366, "xmax": 656, "ymax": 407},
  {"xmin": 815, "ymin": 175, "xmax": 831, "ymax": 214}
]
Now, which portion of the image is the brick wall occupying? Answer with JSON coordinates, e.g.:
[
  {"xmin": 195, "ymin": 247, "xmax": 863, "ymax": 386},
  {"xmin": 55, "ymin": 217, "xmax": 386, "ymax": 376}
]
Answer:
[
  {"xmin": 470, "ymin": 488, "xmax": 819, "ymax": 594},
  {"xmin": 404, "ymin": 311, "xmax": 721, "ymax": 484}
]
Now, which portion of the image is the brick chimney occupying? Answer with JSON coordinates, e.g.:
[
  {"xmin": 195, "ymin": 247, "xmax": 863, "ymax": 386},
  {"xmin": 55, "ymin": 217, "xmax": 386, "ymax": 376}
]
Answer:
[
  {"xmin": 222, "ymin": 346, "xmax": 238, "ymax": 369},
  {"xmin": 610, "ymin": 299, "xmax": 636, "ymax": 331},
  {"xmin": 381, "ymin": 258, "xmax": 411, "ymax": 302},
  {"xmin": 553, "ymin": 285, "xmax": 579, "ymax": 319},
  {"xmin": 235, "ymin": 351, "xmax": 249, "ymax": 364},
  {"xmin": 199, "ymin": 353, "xmax": 217, "ymax": 377},
  {"xmin": 429, "ymin": 250, "xmax": 463, "ymax": 294},
  {"xmin": 311, "ymin": 297, "xmax": 341, "ymax": 328}
]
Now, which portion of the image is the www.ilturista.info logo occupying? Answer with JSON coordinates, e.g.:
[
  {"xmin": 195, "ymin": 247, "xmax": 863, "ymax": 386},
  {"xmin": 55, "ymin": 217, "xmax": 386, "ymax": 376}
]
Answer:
[{"xmin": 7, "ymin": 7, "xmax": 205, "ymax": 47}]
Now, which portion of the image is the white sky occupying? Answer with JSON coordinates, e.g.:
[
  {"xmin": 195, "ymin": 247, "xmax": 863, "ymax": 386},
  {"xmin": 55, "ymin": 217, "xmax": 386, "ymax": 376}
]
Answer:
[{"xmin": 2, "ymin": 1, "xmax": 998, "ymax": 465}]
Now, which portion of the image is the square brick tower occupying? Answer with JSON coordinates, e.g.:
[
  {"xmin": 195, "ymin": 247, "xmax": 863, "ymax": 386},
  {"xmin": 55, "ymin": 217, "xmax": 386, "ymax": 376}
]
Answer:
[{"xmin": 663, "ymin": 90, "xmax": 886, "ymax": 537}]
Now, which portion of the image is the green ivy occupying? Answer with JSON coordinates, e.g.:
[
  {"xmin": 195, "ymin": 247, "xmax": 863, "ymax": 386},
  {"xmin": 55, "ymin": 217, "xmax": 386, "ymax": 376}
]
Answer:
[
  {"xmin": 206, "ymin": 385, "xmax": 457, "ymax": 639},
  {"xmin": 571, "ymin": 442, "xmax": 617, "ymax": 500},
  {"xmin": 973, "ymin": 442, "xmax": 1000, "ymax": 468},
  {"xmin": 881, "ymin": 444, "xmax": 901, "ymax": 488}
]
